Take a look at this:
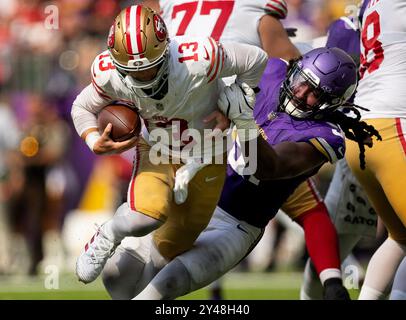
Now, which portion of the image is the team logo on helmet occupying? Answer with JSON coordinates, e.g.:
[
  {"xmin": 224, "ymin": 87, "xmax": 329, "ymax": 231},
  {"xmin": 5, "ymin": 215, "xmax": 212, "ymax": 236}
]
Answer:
[
  {"xmin": 107, "ymin": 24, "xmax": 115, "ymax": 48},
  {"xmin": 153, "ymin": 14, "xmax": 167, "ymax": 42}
]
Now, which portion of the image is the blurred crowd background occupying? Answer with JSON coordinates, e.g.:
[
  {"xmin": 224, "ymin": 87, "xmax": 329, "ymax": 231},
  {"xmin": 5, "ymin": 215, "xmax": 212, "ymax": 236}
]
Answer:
[{"xmin": 0, "ymin": 0, "xmax": 382, "ymax": 280}]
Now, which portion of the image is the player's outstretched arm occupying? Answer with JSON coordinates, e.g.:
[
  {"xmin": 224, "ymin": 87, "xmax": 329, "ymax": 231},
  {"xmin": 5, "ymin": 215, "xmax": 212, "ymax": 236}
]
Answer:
[{"xmin": 255, "ymin": 137, "xmax": 326, "ymax": 180}]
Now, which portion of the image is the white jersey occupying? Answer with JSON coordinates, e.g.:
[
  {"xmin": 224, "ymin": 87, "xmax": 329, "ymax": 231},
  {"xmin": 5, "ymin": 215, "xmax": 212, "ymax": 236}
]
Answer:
[
  {"xmin": 159, "ymin": 0, "xmax": 286, "ymax": 47},
  {"xmin": 72, "ymin": 35, "xmax": 267, "ymax": 156},
  {"xmin": 355, "ymin": 0, "xmax": 406, "ymax": 119}
]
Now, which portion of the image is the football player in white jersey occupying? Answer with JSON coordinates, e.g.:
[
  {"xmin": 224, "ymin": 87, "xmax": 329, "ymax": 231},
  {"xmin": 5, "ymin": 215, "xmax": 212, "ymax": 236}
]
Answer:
[
  {"xmin": 100, "ymin": 0, "xmax": 351, "ymax": 300},
  {"xmin": 71, "ymin": 5, "xmax": 267, "ymax": 285},
  {"xmin": 141, "ymin": 0, "xmax": 350, "ymax": 299},
  {"xmin": 343, "ymin": 0, "xmax": 406, "ymax": 300}
]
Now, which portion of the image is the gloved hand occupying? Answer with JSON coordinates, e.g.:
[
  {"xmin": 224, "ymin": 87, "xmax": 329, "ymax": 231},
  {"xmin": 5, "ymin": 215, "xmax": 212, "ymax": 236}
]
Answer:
[
  {"xmin": 173, "ymin": 160, "xmax": 208, "ymax": 204},
  {"xmin": 217, "ymin": 82, "xmax": 258, "ymax": 141}
]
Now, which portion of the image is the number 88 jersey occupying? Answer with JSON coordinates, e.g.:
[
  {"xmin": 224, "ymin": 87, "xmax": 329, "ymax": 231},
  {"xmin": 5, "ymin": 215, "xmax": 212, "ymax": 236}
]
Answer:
[
  {"xmin": 355, "ymin": 0, "xmax": 406, "ymax": 119},
  {"xmin": 159, "ymin": 0, "xmax": 288, "ymax": 47}
]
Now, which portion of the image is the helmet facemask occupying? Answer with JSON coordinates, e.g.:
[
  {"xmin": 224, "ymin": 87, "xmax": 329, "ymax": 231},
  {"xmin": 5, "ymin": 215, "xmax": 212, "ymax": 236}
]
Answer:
[
  {"xmin": 116, "ymin": 49, "xmax": 170, "ymax": 99},
  {"xmin": 280, "ymin": 59, "xmax": 357, "ymax": 120},
  {"xmin": 281, "ymin": 65, "xmax": 326, "ymax": 119}
]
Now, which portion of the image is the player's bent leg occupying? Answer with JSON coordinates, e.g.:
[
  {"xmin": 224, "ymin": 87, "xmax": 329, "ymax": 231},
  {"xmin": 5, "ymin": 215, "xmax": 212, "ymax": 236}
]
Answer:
[
  {"xmin": 346, "ymin": 119, "xmax": 406, "ymax": 246},
  {"xmin": 76, "ymin": 205, "xmax": 163, "ymax": 284},
  {"xmin": 153, "ymin": 163, "xmax": 227, "ymax": 260},
  {"xmin": 301, "ymin": 232, "xmax": 362, "ymax": 300},
  {"xmin": 76, "ymin": 140, "xmax": 174, "ymax": 284},
  {"xmin": 283, "ymin": 181, "xmax": 342, "ymax": 283},
  {"xmin": 102, "ymin": 246, "xmax": 147, "ymax": 300},
  {"xmin": 102, "ymin": 235, "xmax": 157, "ymax": 299},
  {"xmin": 283, "ymin": 180, "xmax": 348, "ymax": 300},
  {"xmin": 133, "ymin": 206, "xmax": 263, "ymax": 300}
]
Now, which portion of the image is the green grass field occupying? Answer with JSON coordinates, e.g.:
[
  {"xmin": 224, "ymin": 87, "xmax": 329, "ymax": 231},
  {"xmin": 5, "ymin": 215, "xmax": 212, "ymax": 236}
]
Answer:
[{"xmin": 0, "ymin": 271, "xmax": 360, "ymax": 300}]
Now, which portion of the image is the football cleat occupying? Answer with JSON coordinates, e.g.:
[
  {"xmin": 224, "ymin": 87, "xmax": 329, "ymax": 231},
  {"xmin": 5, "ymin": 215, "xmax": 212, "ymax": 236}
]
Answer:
[
  {"xmin": 323, "ymin": 278, "xmax": 351, "ymax": 300},
  {"xmin": 76, "ymin": 224, "xmax": 118, "ymax": 284}
]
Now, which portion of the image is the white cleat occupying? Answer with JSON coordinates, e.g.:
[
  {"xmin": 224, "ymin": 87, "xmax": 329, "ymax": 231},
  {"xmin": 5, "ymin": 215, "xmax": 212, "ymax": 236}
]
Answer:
[{"xmin": 76, "ymin": 224, "xmax": 118, "ymax": 284}]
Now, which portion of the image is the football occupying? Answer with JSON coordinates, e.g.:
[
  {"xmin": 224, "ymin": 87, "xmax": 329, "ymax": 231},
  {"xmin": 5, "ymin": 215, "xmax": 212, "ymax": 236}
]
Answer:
[{"xmin": 97, "ymin": 103, "xmax": 141, "ymax": 142}]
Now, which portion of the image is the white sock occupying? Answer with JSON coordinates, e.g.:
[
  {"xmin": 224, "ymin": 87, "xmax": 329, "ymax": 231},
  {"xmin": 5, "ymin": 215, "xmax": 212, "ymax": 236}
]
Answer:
[
  {"xmin": 319, "ymin": 268, "xmax": 342, "ymax": 285},
  {"xmin": 359, "ymin": 238, "xmax": 405, "ymax": 300}
]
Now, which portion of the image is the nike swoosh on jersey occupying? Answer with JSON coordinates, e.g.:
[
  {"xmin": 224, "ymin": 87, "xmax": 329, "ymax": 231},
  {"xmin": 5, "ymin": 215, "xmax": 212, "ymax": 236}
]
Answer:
[
  {"xmin": 205, "ymin": 176, "xmax": 218, "ymax": 182},
  {"xmin": 236, "ymin": 224, "xmax": 249, "ymax": 234}
]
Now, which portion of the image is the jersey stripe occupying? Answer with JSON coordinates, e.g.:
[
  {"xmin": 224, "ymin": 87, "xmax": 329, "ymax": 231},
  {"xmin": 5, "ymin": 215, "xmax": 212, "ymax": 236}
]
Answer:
[
  {"xmin": 91, "ymin": 78, "xmax": 112, "ymax": 100},
  {"xmin": 266, "ymin": 4, "xmax": 285, "ymax": 18},
  {"xmin": 128, "ymin": 147, "xmax": 141, "ymax": 211},
  {"xmin": 268, "ymin": 0, "xmax": 287, "ymax": 12},
  {"xmin": 265, "ymin": 0, "xmax": 288, "ymax": 18},
  {"xmin": 208, "ymin": 41, "xmax": 223, "ymax": 83},
  {"xmin": 306, "ymin": 177, "xmax": 323, "ymax": 203},
  {"xmin": 396, "ymin": 118, "xmax": 406, "ymax": 156},
  {"xmin": 309, "ymin": 138, "xmax": 334, "ymax": 163},
  {"xmin": 316, "ymin": 137, "xmax": 339, "ymax": 163},
  {"xmin": 206, "ymin": 37, "xmax": 217, "ymax": 79}
]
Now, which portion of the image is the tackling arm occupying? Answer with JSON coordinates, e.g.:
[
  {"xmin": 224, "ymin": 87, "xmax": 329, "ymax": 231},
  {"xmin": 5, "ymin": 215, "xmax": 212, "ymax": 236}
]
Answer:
[{"xmin": 254, "ymin": 137, "xmax": 326, "ymax": 180}]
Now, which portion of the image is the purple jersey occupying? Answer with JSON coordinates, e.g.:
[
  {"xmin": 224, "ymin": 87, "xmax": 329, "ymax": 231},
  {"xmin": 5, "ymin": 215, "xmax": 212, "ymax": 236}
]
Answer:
[
  {"xmin": 326, "ymin": 18, "xmax": 360, "ymax": 56},
  {"xmin": 218, "ymin": 58, "xmax": 345, "ymax": 228}
]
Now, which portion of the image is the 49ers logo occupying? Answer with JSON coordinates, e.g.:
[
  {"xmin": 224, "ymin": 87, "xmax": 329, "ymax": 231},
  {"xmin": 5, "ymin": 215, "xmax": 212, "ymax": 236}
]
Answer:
[
  {"xmin": 107, "ymin": 24, "xmax": 115, "ymax": 48},
  {"xmin": 153, "ymin": 14, "xmax": 167, "ymax": 42}
]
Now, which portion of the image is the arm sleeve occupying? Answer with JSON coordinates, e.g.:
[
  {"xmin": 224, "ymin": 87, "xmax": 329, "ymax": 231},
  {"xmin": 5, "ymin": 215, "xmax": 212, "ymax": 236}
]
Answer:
[
  {"xmin": 220, "ymin": 41, "xmax": 268, "ymax": 88},
  {"xmin": 71, "ymin": 84, "xmax": 113, "ymax": 137},
  {"xmin": 264, "ymin": 0, "xmax": 288, "ymax": 20}
]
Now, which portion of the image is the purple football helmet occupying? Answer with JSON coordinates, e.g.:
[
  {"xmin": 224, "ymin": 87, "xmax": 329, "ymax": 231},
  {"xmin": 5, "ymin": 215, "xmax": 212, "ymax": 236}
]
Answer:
[{"xmin": 280, "ymin": 47, "xmax": 358, "ymax": 119}]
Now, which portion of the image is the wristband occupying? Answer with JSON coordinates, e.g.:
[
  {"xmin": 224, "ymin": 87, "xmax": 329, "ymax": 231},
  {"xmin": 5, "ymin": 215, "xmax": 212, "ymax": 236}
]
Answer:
[{"xmin": 85, "ymin": 131, "xmax": 101, "ymax": 152}]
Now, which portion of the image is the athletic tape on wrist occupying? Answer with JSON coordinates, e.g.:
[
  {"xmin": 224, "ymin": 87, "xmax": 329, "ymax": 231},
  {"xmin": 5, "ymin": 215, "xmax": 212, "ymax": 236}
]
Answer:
[{"xmin": 85, "ymin": 131, "xmax": 101, "ymax": 152}]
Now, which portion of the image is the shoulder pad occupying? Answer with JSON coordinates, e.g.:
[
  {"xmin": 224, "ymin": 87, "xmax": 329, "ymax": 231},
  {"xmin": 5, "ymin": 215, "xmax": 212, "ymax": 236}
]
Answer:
[
  {"xmin": 91, "ymin": 51, "xmax": 116, "ymax": 100},
  {"xmin": 170, "ymin": 36, "xmax": 225, "ymax": 84}
]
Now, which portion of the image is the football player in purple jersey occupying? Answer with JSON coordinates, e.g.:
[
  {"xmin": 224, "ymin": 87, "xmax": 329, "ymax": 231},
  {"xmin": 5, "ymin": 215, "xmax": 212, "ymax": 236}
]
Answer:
[{"xmin": 131, "ymin": 47, "xmax": 381, "ymax": 300}]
